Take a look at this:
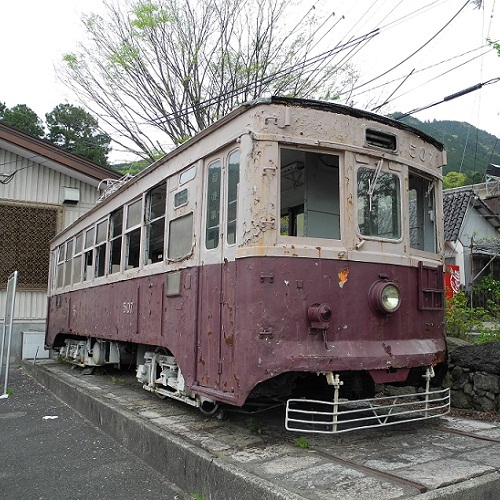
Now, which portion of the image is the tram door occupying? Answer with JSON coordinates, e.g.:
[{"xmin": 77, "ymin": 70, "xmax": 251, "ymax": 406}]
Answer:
[{"xmin": 196, "ymin": 150, "xmax": 240, "ymax": 394}]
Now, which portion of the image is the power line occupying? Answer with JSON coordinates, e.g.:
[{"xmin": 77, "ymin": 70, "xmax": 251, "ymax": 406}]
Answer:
[
  {"xmin": 335, "ymin": 0, "xmax": 471, "ymax": 99},
  {"xmin": 154, "ymin": 30, "xmax": 379, "ymax": 126},
  {"xmin": 394, "ymin": 77, "xmax": 500, "ymax": 119},
  {"xmin": 366, "ymin": 46, "xmax": 491, "ymax": 112}
]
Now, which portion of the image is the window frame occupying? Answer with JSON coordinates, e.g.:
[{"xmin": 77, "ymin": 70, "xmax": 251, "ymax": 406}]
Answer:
[
  {"xmin": 124, "ymin": 198, "xmax": 143, "ymax": 270},
  {"xmin": 145, "ymin": 182, "xmax": 167, "ymax": 265},
  {"xmin": 356, "ymin": 163, "xmax": 402, "ymax": 242}
]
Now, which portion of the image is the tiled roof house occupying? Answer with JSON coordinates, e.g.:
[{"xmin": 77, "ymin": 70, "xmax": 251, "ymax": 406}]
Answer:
[{"xmin": 443, "ymin": 187, "xmax": 500, "ymax": 289}]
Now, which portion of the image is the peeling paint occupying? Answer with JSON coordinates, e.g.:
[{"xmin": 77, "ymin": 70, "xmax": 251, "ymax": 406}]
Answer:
[{"xmin": 338, "ymin": 268, "xmax": 349, "ymax": 288}]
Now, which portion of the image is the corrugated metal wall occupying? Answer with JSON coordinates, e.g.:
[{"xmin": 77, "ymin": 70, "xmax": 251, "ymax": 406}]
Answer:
[{"xmin": 0, "ymin": 147, "xmax": 101, "ymax": 322}]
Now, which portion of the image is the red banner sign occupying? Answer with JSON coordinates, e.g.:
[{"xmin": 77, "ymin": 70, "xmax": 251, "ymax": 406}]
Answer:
[{"xmin": 445, "ymin": 265, "xmax": 460, "ymax": 299}]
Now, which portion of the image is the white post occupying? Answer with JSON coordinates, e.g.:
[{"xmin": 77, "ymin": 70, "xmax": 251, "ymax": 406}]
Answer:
[{"xmin": 1, "ymin": 271, "xmax": 18, "ymax": 399}]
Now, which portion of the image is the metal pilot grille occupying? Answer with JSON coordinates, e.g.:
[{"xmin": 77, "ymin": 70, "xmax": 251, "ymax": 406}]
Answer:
[
  {"xmin": 0, "ymin": 202, "xmax": 62, "ymax": 289},
  {"xmin": 418, "ymin": 262, "xmax": 445, "ymax": 310}
]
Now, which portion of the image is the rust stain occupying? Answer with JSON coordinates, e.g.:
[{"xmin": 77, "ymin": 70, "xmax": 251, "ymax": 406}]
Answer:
[
  {"xmin": 338, "ymin": 268, "xmax": 349, "ymax": 288},
  {"xmin": 224, "ymin": 335, "xmax": 234, "ymax": 346}
]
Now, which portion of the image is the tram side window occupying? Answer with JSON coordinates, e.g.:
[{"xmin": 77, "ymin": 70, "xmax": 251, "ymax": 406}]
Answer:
[
  {"xmin": 72, "ymin": 233, "xmax": 83, "ymax": 284},
  {"xmin": 145, "ymin": 182, "xmax": 166, "ymax": 264},
  {"xmin": 227, "ymin": 151, "xmax": 240, "ymax": 245},
  {"xmin": 126, "ymin": 199, "xmax": 142, "ymax": 269},
  {"xmin": 280, "ymin": 149, "xmax": 340, "ymax": 239},
  {"xmin": 168, "ymin": 213, "xmax": 193, "ymax": 260},
  {"xmin": 83, "ymin": 227, "xmax": 94, "ymax": 281},
  {"xmin": 64, "ymin": 239, "xmax": 73, "ymax": 287},
  {"xmin": 56, "ymin": 244, "xmax": 65, "ymax": 288},
  {"xmin": 357, "ymin": 166, "xmax": 401, "ymax": 239},
  {"xmin": 95, "ymin": 220, "xmax": 108, "ymax": 277},
  {"xmin": 409, "ymin": 172, "xmax": 437, "ymax": 253},
  {"xmin": 205, "ymin": 160, "xmax": 221, "ymax": 249},
  {"xmin": 109, "ymin": 208, "xmax": 123, "ymax": 274}
]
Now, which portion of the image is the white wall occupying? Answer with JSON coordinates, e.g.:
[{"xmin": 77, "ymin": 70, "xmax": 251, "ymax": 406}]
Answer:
[{"xmin": 0, "ymin": 146, "xmax": 103, "ymax": 360}]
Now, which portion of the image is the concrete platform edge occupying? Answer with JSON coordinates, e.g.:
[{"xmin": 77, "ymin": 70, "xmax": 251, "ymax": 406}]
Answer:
[
  {"xmin": 418, "ymin": 472, "xmax": 500, "ymax": 500},
  {"xmin": 22, "ymin": 361, "xmax": 303, "ymax": 500}
]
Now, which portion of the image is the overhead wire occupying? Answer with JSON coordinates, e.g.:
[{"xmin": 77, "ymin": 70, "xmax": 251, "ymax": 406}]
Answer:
[
  {"xmin": 154, "ymin": 29, "xmax": 379, "ymax": 125},
  {"xmin": 394, "ymin": 77, "xmax": 500, "ymax": 119},
  {"xmin": 365, "ymin": 46, "xmax": 491, "ymax": 112},
  {"xmin": 336, "ymin": 0, "xmax": 471, "ymax": 99}
]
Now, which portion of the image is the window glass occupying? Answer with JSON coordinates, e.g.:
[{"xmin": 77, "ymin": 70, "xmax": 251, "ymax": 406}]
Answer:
[
  {"xmin": 149, "ymin": 184, "xmax": 166, "ymax": 220},
  {"xmin": 83, "ymin": 227, "xmax": 94, "ymax": 282},
  {"xmin": 72, "ymin": 255, "xmax": 82, "ymax": 284},
  {"xmin": 94, "ymin": 220, "xmax": 108, "ymax": 277},
  {"xmin": 126, "ymin": 229, "xmax": 141, "ymax": 269},
  {"xmin": 409, "ymin": 172, "xmax": 437, "ymax": 252},
  {"xmin": 85, "ymin": 227, "xmax": 94, "ymax": 249},
  {"xmin": 125, "ymin": 200, "xmax": 142, "ymax": 269},
  {"xmin": 180, "ymin": 165, "xmax": 196, "ymax": 185},
  {"xmin": 227, "ymin": 151, "xmax": 240, "ymax": 245},
  {"xmin": 109, "ymin": 208, "xmax": 123, "ymax": 274},
  {"xmin": 205, "ymin": 161, "xmax": 221, "ymax": 249},
  {"xmin": 75, "ymin": 233, "xmax": 83, "ymax": 254},
  {"xmin": 357, "ymin": 166, "xmax": 401, "ymax": 239},
  {"xmin": 56, "ymin": 245, "xmax": 65, "ymax": 288},
  {"xmin": 168, "ymin": 213, "xmax": 193, "ymax": 260},
  {"xmin": 174, "ymin": 189, "xmax": 188, "ymax": 208},
  {"xmin": 127, "ymin": 199, "xmax": 142, "ymax": 229},
  {"xmin": 58, "ymin": 244, "xmax": 66, "ymax": 263},
  {"xmin": 96, "ymin": 220, "xmax": 107, "ymax": 244},
  {"xmin": 64, "ymin": 240, "xmax": 73, "ymax": 287},
  {"xmin": 72, "ymin": 233, "xmax": 83, "ymax": 284}
]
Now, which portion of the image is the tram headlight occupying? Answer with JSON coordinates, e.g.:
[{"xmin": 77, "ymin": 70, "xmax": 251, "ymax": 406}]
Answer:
[{"xmin": 369, "ymin": 281, "xmax": 401, "ymax": 314}]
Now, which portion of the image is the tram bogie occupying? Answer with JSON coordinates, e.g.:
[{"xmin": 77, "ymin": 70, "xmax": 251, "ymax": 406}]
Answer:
[{"xmin": 59, "ymin": 338, "xmax": 121, "ymax": 368}]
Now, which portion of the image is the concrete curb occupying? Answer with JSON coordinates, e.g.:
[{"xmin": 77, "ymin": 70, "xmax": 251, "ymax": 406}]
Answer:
[{"xmin": 419, "ymin": 473, "xmax": 500, "ymax": 500}]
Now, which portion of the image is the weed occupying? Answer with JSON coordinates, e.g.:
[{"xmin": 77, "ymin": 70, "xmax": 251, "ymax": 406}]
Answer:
[
  {"xmin": 294, "ymin": 436, "xmax": 309, "ymax": 449},
  {"xmin": 111, "ymin": 376, "xmax": 126, "ymax": 385},
  {"xmin": 245, "ymin": 416, "xmax": 263, "ymax": 434}
]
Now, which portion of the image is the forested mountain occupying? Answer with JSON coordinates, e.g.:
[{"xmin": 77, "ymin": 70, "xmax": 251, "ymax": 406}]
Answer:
[{"xmin": 394, "ymin": 114, "xmax": 500, "ymax": 184}]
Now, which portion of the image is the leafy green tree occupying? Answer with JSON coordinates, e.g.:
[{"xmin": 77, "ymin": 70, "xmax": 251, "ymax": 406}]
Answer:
[
  {"xmin": 443, "ymin": 171, "xmax": 466, "ymax": 189},
  {"xmin": 0, "ymin": 104, "xmax": 44, "ymax": 137},
  {"xmin": 0, "ymin": 101, "xmax": 6, "ymax": 118},
  {"xmin": 487, "ymin": 37, "xmax": 500, "ymax": 55},
  {"xmin": 45, "ymin": 104, "xmax": 111, "ymax": 165},
  {"xmin": 114, "ymin": 149, "xmax": 164, "ymax": 175},
  {"xmin": 60, "ymin": 0, "xmax": 361, "ymax": 160}
]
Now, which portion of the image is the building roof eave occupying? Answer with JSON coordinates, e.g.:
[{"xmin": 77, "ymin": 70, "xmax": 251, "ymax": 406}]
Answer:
[{"xmin": 0, "ymin": 122, "xmax": 120, "ymax": 185}]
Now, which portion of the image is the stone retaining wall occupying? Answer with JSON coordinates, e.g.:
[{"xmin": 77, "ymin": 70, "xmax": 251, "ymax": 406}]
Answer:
[{"xmin": 447, "ymin": 341, "xmax": 500, "ymax": 412}]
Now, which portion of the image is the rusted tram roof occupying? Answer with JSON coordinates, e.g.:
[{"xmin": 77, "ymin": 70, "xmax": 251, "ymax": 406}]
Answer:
[{"xmin": 262, "ymin": 96, "xmax": 444, "ymax": 150}]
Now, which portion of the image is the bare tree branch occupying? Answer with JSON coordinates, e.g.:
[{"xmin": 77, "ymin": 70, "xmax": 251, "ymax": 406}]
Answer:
[{"xmin": 59, "ymin": 0, "xmax": 361, "ymax": 160}]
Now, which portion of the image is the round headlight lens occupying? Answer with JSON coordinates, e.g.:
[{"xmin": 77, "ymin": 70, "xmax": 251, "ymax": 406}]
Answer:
[{"xmin": 381, "ymin": 284, "xmax": 400, "ymax": 312}]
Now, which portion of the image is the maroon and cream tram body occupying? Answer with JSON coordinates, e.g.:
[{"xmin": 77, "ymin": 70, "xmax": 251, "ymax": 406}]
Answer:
[{"xmin": 46, "ymin": 98, "xmax": 450, "ymax": 432}]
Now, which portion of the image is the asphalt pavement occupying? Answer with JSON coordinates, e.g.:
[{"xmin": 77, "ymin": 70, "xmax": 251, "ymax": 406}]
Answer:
[{"xmin": 0, "ymin": 366, "xmax": 191, "ymax": 500}]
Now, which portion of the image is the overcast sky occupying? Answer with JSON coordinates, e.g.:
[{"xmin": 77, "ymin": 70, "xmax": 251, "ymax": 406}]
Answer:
[{"xmin": 1, "ymin": 0, "xmax": 499, "ymax": 162}]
